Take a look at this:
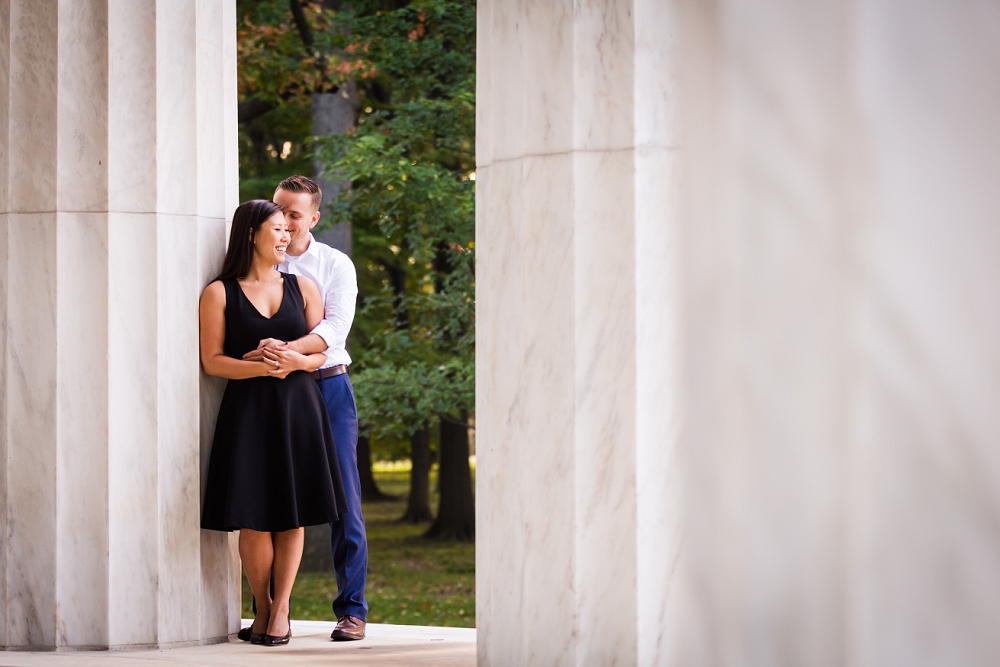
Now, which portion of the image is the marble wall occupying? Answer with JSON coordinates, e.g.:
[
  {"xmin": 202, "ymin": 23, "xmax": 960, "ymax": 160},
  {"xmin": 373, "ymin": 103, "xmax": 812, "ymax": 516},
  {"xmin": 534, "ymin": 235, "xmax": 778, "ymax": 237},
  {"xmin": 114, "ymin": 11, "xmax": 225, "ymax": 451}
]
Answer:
[
  {"xmin": 477, "ymin": 0, "xmax": 1000, "ymax": 664},
  {"xmin": 0, "ymin": 0, "xmax": 240, "ymax": 650}
]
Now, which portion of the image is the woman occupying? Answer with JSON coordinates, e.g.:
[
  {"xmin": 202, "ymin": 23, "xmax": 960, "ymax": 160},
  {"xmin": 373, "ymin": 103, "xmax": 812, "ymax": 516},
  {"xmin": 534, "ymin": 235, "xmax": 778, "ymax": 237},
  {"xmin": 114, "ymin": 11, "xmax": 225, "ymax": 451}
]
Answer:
[{"xmin": 200, "ymin": 199, "xmax": 347, "ymax": 647}]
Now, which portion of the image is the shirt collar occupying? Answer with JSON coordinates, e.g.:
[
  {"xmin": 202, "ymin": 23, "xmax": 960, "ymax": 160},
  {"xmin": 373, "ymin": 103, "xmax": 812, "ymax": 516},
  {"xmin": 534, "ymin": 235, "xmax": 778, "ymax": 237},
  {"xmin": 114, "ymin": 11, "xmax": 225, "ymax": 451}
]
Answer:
[{"xmin": 286, "ymin": 233, "xmax": 318, "ymax": 262}]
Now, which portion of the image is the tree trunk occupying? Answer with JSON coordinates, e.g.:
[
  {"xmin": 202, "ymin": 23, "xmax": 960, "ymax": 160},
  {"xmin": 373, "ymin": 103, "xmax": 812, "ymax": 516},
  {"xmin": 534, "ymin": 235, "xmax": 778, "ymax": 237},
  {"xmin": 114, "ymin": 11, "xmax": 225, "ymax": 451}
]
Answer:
[
  {"xmin": 287, "ymin": 0, "xmax": 358, "ymax": 253},
  {"xmin": 426, "ymin": 412, "xmax": 474, "ymax": 540},
  {"xmin": 299, "ymin": 524, "xmax": 333, "ymax": 571},
  {"xmin": 357, "ymin": 434, "xmax": 393, "ymax": 502},
  {"xmin": 399, "ymin": 427, "xmax": 433, "ymax": 523},
  {"xmin": 311, "ymin": 86, "xmax": 358, "ymax": 255},
  {"xmin": 385, "ymin": 260, "xmax": 410, "ymax": 329}
]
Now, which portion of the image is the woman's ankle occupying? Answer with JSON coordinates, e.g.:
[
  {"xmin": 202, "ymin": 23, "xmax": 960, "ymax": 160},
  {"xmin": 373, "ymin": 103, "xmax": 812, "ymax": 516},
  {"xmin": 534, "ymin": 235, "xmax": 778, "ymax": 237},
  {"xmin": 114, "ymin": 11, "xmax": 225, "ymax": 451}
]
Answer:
[
  {"xmin": 252, "ymin": 605, "xmax": 271, "ymax": 627},
  {"xmin": 267, "ymin": 604, "xmax": 290, "ymax": 633}
]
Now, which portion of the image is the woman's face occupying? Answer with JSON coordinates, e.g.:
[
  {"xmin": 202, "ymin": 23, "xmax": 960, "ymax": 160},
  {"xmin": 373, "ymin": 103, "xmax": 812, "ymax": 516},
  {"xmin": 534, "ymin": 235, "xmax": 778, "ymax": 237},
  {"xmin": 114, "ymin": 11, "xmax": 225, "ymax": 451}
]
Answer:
[{"xmin": 252, "ymin": 212, "xmax": 291, "ymax": 266}]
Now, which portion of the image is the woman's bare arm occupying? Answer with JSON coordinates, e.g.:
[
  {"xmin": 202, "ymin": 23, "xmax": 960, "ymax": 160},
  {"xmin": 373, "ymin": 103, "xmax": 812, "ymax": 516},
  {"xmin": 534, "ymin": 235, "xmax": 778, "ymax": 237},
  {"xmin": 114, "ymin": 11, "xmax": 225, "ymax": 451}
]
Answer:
[
  {"xmin": 200, "ymin": 281, "xmax": 273, "ymax": 380},
  {"xmin": 298, "ymin": 275, "xmax": 325, "ymax": 332}
]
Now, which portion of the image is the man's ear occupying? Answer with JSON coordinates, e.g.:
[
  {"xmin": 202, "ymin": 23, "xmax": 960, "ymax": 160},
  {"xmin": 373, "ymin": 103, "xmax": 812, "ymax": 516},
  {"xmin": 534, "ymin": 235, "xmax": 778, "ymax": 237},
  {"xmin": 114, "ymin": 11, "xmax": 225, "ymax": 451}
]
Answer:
[{"xmin": 310, "ymin": 209, "xmax": 321, "ymax": 228}]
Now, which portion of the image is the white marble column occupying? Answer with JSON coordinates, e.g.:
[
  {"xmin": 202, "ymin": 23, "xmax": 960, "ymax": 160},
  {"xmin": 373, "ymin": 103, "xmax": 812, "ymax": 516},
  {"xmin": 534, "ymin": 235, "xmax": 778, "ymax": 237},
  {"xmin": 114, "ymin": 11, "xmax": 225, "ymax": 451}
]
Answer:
[
  {"xmin": 477, "ymin": 0, "xmax": 1000, "ymax": 665},
  {"xmin": 477, "ymin": 1, "xmax": 674, "ymax": 664},
  {"xmin": 0, "ymin": 0, "xmax": 240, "ymax": 650}
]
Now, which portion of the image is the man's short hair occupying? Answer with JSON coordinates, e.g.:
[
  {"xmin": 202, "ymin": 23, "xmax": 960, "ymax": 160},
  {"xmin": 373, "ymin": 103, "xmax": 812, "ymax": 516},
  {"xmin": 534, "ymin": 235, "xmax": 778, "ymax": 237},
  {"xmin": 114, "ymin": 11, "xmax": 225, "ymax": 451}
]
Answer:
[{"xmin": 276, "ymin": 175, "xmax": 323, "ymax": 210}]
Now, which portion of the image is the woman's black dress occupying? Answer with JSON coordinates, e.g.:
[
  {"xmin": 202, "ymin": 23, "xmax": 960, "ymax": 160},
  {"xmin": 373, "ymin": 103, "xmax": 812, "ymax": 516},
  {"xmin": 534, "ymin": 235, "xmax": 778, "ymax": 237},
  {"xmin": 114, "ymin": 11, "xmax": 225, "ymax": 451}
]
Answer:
[{"xmin": 201, "ymin": 273, "xmax": 347, "ymax": 532}]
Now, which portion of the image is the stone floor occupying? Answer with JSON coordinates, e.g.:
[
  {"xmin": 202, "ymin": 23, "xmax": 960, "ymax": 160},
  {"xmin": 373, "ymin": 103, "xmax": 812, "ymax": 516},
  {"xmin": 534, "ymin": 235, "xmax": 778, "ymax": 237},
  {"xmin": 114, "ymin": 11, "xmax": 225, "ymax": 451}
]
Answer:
[{"xmin": 0, "ymin": 621, "xmax": 476, "ymax": 666}]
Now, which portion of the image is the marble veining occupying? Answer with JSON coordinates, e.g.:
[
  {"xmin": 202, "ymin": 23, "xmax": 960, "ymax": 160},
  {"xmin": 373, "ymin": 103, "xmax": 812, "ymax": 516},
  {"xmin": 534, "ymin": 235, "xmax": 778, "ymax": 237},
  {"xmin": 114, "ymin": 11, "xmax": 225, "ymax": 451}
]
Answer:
[
  {"xmin": 6, "ymin": 214, "xmax": 59, "ymax": 648},
  {"xmin": 0, "ymin": 214, "xmax": 8, "ymax": 649},
  {"xmin": 157, "ymin": 215, "xmax": 204, "ymax": 645},
  {"xmin": 156, "ymin": 1, "xmax": 198, "ymax": 217},
  {"xmin": 108, "ymin": 0, "xmax": 157, "ymax": 214},
  {"xmin": 55, "ymin": 2, "xmax": 108, "ymax": 212},
  {"xmin": 55, "ymin": 213, "xmax": 110, "ymax": 648},
  {"xmin": 572, "ymin": 0, "xmax": 635, "ymax": 152},
  {"xmin": 0, "ymin": 4, "xmax": 12, "ymax": 215},
  {"xmin": 108, "ymin": 214, "xmax": 160, "ymax": 647},
  {"xmin": 8, "ymin": 2, "xmax": 57, "ymax": 212},
  {"xmin": 196, "ymin": 0, "xmax": 229, "ymax": 221},
  {"xmin": 634, "ymin": 147, "xmax": 680, "ymax": 666}
]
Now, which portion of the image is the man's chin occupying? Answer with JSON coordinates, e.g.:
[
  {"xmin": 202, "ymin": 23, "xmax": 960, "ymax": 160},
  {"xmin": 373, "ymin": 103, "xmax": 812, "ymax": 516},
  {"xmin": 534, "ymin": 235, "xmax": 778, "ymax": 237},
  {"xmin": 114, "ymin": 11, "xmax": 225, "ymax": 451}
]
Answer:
[{"xmin": 285, "ymin": 238, "xmax": 310, "ymax": 256}]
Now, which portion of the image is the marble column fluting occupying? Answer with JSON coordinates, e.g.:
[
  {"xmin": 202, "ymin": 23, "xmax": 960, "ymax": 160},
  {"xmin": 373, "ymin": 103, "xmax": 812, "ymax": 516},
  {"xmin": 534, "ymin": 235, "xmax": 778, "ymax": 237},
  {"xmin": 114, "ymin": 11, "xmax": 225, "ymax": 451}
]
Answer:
[
  {"xmin": 0, "ymin": 0, "xmax": 239, "ymax": 650},
  {"xmin": 0, "ymin": 0, "xmax": 7, "ymax": 630},
  {"xmin": 477, "ymin": 1, "xmax": 577, "ymax": 665},
  {"xmin": 633, "ymin": 1, "xmax": 679, "ymax": 663},
  {"xmin": 7, "ymin": 0, "xmax": 62, "ymax": 648},
  {"xmin": 56, "ymin": 92, "xmax": 111, "ymax": 650},
  {"xmin": 194, "ymin": 0, "xmax": 242, "ymax": 641}
]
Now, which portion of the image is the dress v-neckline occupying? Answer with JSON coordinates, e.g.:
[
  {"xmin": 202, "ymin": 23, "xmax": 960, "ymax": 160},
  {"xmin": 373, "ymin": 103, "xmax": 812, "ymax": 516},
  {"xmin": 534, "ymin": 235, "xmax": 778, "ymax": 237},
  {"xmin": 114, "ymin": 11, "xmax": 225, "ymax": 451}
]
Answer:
[{"xmin": 237, "ymin": 275, "xmax": 286, "ymax": 320}]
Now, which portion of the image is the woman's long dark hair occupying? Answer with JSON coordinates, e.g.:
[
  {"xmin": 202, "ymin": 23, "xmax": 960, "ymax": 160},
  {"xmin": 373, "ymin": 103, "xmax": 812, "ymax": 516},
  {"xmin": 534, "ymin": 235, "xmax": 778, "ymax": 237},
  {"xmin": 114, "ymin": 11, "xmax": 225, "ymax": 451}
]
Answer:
[{"xmin": 216, "ymin": 199, "xmax": 283, "ymax": 281}]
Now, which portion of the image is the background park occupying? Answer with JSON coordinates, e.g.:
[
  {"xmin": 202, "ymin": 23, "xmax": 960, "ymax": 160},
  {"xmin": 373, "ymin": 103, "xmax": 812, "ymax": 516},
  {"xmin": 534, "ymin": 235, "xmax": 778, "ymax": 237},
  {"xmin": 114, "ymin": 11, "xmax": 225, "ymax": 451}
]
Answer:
[{"xmin": 236, "ymin": 0, "xmax": 476, "ymax": 628}]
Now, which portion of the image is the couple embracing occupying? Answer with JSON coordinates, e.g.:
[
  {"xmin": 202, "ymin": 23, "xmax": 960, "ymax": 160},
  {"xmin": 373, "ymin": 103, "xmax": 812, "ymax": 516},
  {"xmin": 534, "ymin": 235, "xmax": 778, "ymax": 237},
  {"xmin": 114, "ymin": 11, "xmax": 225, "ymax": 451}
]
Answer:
[{"xmin": 199, "ymin": 176, "xmax": 368, "ymax": 647}]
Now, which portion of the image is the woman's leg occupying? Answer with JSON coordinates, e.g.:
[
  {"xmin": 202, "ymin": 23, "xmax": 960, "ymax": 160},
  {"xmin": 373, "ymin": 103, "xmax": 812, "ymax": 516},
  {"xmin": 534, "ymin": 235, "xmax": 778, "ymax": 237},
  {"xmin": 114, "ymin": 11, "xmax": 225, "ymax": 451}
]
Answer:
[
  {"xmin": 239, "ymin": 529, "xmax": 275, "ymax": 634},
  {"xmin": 267, "ymin": 527, "xmax": 305, "ymax": 636}
]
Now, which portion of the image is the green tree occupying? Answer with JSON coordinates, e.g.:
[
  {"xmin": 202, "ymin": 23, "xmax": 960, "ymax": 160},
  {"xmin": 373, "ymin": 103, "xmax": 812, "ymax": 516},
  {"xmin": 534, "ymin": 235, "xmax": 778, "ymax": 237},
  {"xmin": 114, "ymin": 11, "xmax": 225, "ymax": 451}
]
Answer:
[{"xmin": 318, "ymin": 0, "xmax": 476, "ymax": 540}]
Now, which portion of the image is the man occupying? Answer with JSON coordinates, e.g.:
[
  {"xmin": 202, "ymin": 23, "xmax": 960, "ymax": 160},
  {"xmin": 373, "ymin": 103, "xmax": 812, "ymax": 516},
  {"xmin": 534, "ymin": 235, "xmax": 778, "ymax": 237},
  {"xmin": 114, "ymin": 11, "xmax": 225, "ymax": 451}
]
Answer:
[{"xmin": 245, "ymin": 175, "xmax": 368, "ymax": 641}]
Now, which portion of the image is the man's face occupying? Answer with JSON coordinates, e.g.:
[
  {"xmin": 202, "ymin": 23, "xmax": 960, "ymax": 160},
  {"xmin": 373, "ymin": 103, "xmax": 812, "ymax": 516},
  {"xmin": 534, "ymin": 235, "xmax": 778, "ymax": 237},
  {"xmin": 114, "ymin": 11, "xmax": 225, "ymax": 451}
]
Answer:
[{"xmin": 274, "ymin": 188, "xmax": 320, "ymax": 248}]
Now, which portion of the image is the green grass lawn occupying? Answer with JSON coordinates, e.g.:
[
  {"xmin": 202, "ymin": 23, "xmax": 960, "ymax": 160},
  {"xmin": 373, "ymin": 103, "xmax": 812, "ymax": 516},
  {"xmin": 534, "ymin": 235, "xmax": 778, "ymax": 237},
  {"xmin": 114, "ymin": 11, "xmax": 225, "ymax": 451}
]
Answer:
[{"xmin": 241, "ymin": 466, "xmax": 476, "ymax": 628}]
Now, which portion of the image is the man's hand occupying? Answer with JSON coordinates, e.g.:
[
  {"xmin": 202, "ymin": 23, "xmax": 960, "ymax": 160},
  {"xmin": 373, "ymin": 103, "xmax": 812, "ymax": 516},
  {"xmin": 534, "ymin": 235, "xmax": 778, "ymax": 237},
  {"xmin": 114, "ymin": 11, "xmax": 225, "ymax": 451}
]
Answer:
[
  {"xmin": 243, "ymin": 338, "xmax": 288, "ymax": 362},
  {"xmin": 262, "ymin": 346, "xmax": 309, "ymax": 379}
]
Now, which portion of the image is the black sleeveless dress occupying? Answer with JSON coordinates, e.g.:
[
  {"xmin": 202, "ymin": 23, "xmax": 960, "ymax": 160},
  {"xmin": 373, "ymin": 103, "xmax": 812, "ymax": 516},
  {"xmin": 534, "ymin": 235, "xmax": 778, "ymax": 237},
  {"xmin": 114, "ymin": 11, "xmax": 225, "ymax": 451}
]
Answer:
[{"xmin": 201, "ymin": 273, "xmax": 348, "ymax": 532}]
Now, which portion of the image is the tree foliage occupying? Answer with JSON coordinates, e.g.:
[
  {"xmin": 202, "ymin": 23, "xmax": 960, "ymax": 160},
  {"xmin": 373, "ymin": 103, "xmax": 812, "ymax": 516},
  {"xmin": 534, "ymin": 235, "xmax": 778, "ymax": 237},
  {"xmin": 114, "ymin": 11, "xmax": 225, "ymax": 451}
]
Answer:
[
  {"xmin": 316, "ymin": 0, "xmax": 476, "ymax": 443},
  {"xmin": 238, "ymin": 1, "xmax": 374, "ymax": 108}
]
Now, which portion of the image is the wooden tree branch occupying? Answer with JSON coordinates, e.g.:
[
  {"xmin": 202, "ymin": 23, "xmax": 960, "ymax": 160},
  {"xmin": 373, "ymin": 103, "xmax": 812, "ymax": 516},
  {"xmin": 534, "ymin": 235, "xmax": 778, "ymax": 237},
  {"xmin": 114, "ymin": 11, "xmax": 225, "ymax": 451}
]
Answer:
[
  {"xmin": 290, "ymin": 0, "xmax": 338, "ymax": 93},
  {"xmin": 288, "ymin": 0, "xmax": 314, "ymax": 47}
]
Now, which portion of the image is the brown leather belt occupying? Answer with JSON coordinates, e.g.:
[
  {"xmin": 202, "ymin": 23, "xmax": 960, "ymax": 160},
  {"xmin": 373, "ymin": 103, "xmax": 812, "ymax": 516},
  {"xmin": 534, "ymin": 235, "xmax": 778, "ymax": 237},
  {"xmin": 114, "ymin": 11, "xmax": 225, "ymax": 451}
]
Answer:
[{"xmin": 312, "ymin": 364, "xmax": 348, "ymax": 381}]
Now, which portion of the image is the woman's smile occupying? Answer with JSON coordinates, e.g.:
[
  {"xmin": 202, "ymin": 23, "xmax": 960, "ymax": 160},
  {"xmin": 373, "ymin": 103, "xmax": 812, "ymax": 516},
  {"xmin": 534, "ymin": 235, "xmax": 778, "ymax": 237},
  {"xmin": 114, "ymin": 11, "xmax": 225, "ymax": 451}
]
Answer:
[{"xmin": 252, "ymin": 212, "xmax": 292, "ymax": 263}]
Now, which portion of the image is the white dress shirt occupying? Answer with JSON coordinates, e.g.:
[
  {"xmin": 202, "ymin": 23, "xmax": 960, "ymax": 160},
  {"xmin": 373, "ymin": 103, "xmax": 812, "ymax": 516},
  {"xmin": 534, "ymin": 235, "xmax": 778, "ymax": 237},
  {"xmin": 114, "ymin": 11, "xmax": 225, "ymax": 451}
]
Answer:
[{"xmin": 278, "ymin": 234, "xmax": 358, "ymax": 369}]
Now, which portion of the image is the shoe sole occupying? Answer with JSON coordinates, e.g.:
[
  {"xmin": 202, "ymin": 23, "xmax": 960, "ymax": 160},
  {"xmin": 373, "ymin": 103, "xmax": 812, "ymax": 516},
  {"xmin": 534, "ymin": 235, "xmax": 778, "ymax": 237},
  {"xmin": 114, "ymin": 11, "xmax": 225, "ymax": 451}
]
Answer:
[{"xmin": 331, "ymin": 632, "xmax": 365, "ymax": 641}]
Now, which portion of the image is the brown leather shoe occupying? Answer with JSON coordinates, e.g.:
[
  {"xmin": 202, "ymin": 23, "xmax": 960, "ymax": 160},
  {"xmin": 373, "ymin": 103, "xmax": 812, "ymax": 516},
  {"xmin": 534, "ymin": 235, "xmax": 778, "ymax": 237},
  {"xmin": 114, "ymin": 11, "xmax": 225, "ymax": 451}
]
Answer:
[{"xmin": 331, "ymin": 615, "xmax": 366, "ymax": 641}]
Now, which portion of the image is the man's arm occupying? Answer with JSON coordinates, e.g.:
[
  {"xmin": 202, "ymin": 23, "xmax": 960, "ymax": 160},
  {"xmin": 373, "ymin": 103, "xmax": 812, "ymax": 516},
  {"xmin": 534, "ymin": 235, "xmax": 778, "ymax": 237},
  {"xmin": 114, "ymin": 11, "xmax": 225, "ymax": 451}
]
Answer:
[
  {"xmin": 286, "ymin": 333, "xmax": 327, "ymax": 355},
  {"xmin": 243, "ymin": 333, "xmax": 326, "ymax": 359},
  {"xmin": 244, "ymin": 257, "xmax": 358, "ymax": 359},
  {"xmin": 306, "ymin": 257, "xmax": 358, "ymax": 354}
]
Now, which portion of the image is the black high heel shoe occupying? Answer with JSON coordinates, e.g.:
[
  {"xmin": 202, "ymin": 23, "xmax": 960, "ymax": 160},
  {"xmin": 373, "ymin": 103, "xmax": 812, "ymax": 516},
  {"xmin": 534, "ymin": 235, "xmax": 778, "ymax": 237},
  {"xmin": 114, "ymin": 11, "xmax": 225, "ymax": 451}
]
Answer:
[
  {"xmin": 262, "ymin": 624, "xmax": 292, "ymax": 646},
  {"xmin": 237, "ymin": 626, "xmax": 265, "ymax": 644}
]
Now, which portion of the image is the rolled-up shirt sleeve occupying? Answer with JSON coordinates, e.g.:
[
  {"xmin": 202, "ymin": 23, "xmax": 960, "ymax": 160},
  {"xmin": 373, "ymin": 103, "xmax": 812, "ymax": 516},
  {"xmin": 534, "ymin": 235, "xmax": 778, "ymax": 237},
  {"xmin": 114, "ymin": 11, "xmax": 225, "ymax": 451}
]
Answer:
[{"xmin": 310, "ymin": 257, "xmax": 358, "ymax": 355}]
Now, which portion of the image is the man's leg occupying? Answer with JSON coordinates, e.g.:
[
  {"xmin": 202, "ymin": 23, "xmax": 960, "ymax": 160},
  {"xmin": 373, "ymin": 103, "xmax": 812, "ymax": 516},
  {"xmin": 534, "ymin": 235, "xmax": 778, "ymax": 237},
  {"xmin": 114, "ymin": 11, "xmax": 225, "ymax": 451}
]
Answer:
[{"xmin": 318, "ymin": 374, "xmax": 369, "ymax": 624}]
